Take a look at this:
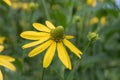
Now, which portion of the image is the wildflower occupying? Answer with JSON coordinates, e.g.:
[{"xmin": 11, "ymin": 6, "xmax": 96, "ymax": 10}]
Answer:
[
  {"xmin": 100, "ymin": 16, "xmax": 106, "ymax": 25},
  {"xmin": 0, "ymin": 55, "xmax": 16, "ymax": 80},
  {"xmin": 3, "ymin": 0, "xmax": 12, "ymax": 6},
  {"xmin": 87, "ymin": 0, "xmax": 96, "ymax": 7},
  {"xmin": 89, "ymin": 17, "xmax": 99, "ymax": 25},
  {"xmin": 20, "ymin": 20, "xmax": 82, "ymax": 70}
]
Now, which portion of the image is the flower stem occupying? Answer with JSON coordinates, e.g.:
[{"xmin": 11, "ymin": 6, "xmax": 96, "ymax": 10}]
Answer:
[
  {"xmin": 67, "ymin": 40, "xmax": 92, "ymax": 80},
  {"xmin": 41, "ymin": 68, "xmax": 45, "ymax": 80},
  {"xmin": 41, "ymin": 0, "xmax": 51, "ymax": 20}
]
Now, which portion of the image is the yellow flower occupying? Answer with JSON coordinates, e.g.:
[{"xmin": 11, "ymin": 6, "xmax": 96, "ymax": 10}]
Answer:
[
  {"xmin": 3, "ymin": 0, "xmax": 12, "ymax": 6},
  {"xmin": 0, "ymin": 55, "xmax": 16, "ymax": 80},
  {"xmin": 100, "ymin": 16, "xmax": 106, "ymax": 25},
  {"xmin": 89, "ymin": 17, "xmax": 99, "ymax": 25},
  {"xmin": 87, "ymin": 0, "xmax": 96, "ymax": 7},
  {"xmin": 0, "ymin": 45, "xmax": 4, "ymax": 53},
  {"xmin": 0, "ymin": 37, "xmax": 5, "ymax": 44},
  {"xmin": 20, "ymin": 20, "xmax": 82, "ymax": 70},
  {"xmin": 0, "ymin": 37, "xmax": 5, "ymax": 53}
]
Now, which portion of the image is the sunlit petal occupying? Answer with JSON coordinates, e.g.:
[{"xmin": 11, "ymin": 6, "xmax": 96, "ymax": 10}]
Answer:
[
  {"xmin": 33, "ymin": 23, "xmax": 50, "ymax": 32},
  {"xmin": 43, "ymin": 41, "xmax": 56, "ymax": 68},
  {"xmin": 0, "ymin": 70, "xmax": 3, "ymax": 80},
  {"xmin": 63, "ymin": 39, "xmax": 82, "ymax": 58},
  {"xmin": 28, "ymin": 40, "xmax": 53, "ymax": 57},
  {"xmin": 0, "ymin": 45, "xmax": 4, "ymax": 53},
  {"xmin": 22, "ymin": 37, "xmax": 50, "ymax": 49},
  {"xmin": 3, "ymin": 0, "xmax": 12, "ymax": 6},
  {"xmin": 65, "ymin": 36, "xmax": 74, "ymax": 39},
  {"xmin": 20, "ymin": 31, "xmax": 50, "ymax": 40},
  {"xmin": 57, "ymin": 42, "xmax": 72, "ymax": 70},
  {"xmin": 0, "ymin": 55, "xmax": 15, "ymax": 62},
  {"xmin": 45, "ymin": 21, "xmax": 55, "ymax": 29},
  {"xmin": 0, "ymin": 59, "xmax": 16, "ymax": 71}
]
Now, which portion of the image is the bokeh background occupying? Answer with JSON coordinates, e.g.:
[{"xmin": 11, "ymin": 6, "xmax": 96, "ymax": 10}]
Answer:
[{"xmin": 0, "ymin": 0, "xmax": 120, "ymax": 80}]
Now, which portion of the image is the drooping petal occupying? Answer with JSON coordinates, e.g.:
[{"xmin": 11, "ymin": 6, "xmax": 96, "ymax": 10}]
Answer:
[
  {"xmin": 43, "ymin": 41, "xmax": 56, "ymax": 68},
  {"xmin": 0, "ymin": 70, "xmax": 3, "ymax": 80},
  {"xmin": 28, "ymin": 40, "xmax": 53, "ymax": 57},
  {"xmin": 65, "ymin": 36, "xmax": 74, "ymax": 39},
  {"xmin": 0, "ymin": 59, "xmax": 16, "ymax": 71},
  {"xmin": 45, "ymin": 21, "xmax": 55, "ymax": 29},
  {"xmin": 63, "ymin": 39, "xmax": 82, "ymax": 58},
  {"xmin": 33, "ymin": 23, "xmax": 50, "ymax": 32},
  {"xmin": 22, "ymin": 37, "xmax": 50, "ymax": 49},
  {"xmin": 0, "ymin": 55, "xmax": 15, "ymax": 62},
  {"xmin": 0, "ymin": 45, "xmax": 4, "ymax": 52},
  {"xmin": 57, "ymin": 42, "xmax": 72, "ymax": 70},
  {"xmin": 20, "ymin": 31, "xmax": 50, "ymax": 40}
]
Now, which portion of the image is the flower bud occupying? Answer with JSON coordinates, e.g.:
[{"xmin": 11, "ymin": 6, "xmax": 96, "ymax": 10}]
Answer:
[{"xmin": 87, "ymin": 32, "xmax": 99, "ymax": 41}]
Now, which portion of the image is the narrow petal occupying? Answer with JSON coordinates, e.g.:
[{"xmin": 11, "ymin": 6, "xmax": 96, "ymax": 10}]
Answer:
[
  {"xmin": 57, "ymin": 42, "xmax": 72, "ymax": 70},
  {"xmin": 0, "ymin": 55, "xmax": 15, "ymax": 62},
  {"xmin": 33, "ymin": 23, "xmax": 50, "ymax": 32},
  {"xmin": 63, "ymin": 39, "xmax": 82, "ymax": 58},
  {"xmin": 0, "ymin": 45, "xmax": 4, "ymax": 52},
  {"xmin": 20, "ymin": 31, "xmax": 50, "ymax": 40},
  {"xmin": 43, "ymin": 41, "xmax": 56, "ymax": 68},
  {"xmin": 22, "ymin": 37, "xmax": 50, "ymax": 49},
  {"xmin": 28, "ymin": 40, "xmax": 53, "ymax": 57},
  {"xmin": 0, "ymin": 70, "xmax": 3, "ymax": 80},
  {"xmin": 45, "ymin": 21, "xmax": 55, "ymax": 29},
  {"xmin": 0, "ymin": 59, "xmax": 16, "ymax": 71},
  {"xmin": 65, "ymin": 36, "xmax": 74, "ymax": 39}
]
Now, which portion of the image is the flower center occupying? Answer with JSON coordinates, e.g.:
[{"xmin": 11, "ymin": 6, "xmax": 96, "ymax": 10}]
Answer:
[{"xmin": 50, "ymin": 26, "xmax": 64, "ymax": 42}]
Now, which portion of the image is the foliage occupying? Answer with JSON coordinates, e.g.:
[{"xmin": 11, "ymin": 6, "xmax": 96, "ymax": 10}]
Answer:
[{"xmin": 0, "ymin": 0, "xmax": 120, "ymax": 80}]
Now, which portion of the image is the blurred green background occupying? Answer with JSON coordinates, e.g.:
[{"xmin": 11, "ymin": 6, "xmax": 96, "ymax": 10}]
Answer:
[{"xmin": 0, "ymin": 0, "xmax": 120, "ymax": 80}]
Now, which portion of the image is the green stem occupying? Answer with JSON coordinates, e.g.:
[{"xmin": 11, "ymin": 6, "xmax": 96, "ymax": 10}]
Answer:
[
  {"xmin": 41, "ymin": 68, "xmax": 45, "ymax": 80},
  {"xmin": 67, "ymin": 40, "xmax": 92, "ymax": 80},
  {"xmin": 41, "ymin": 0, "xmax": 51, "ymax": 20}
]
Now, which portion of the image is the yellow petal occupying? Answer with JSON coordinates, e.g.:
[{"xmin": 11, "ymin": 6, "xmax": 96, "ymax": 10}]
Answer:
[
  {"xmin": 0, "ymin": 37, "xmax": 5, "ymax": 44},
  {"xmin": 57, "ymin": 42, "xmax": 72, "ymax": 70},
  {"xmin": 3, "ymin": 0, "xmax": 12, "ymax": 6},
  {"xmin": 45, "ymin": 21, "xmax": 55, "ymax": 29},
  {"xmin": 0, "ymin": 55, "xmax": 15, "ymax": 62},
  {"xmin": 22, "ymin": 37, "xmax": 50, "ymax": 49},
  {"xmin": 20, "ymin": 31, "xmax": 50, "ymax": 40},
  {"xmin": 63, "ymin": 39, "xmax": 82, "ymax": 58},
  {"xmin": 65, "ymin": 36, "xmax": 74, "ymax": 39},
  {"xmin": 0, "ymin": 59, "xmax": 16, "ymax": 71},
  {"xmin": 33, "ymin": 23, "xmax": 50, "ymax": 32},
  {"xmin": 28, "ymin": 40, "xmax": 53, "ymax": 57},
  {"xmin": 43, "ymin": 41, "xmax": 56, "ymax": 68},
  {"xmin": 0, "ymin": 45, "xmax": 4, "ymax": 52},
  {"xmin": 0, "ymin": 70, "xmax": 3, "ymax": 80}
]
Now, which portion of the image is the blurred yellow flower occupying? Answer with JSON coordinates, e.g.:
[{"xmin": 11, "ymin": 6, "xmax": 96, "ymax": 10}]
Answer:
[
  {"xmin": 3, "ymin": 0, "xmax": 12, "ymax": 6},
  {"xmin": 0, "ymin": 45, "xmax": 4, "ymax": 53},
  {"xmin": 87, "ymin": 0, "xmax": 96, "ymax": 7},
  {"xmin": 89, "ymin": 17, "xmax": 99, "ymax": 25},
  {"xmin": 100, "ymin": 16, "xmax": 106, "ymax": 25},
  {"xmin": 12, "ymin": 2, "xmax": 29, "ymax": 10},
  {"xmin": 0, "ymin": 55, "xmax": 16, "ymax": 80},
  {"xmin": 20, "ymin": 20, "xmax": 82, "ymax": 70},
  {"xmin": 0, "ymin": 37, "xmax": 5, "ymax": 44},
  {"xmin": 0, "ymin": 37, "xmax": 5, "ymax": 53}
]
